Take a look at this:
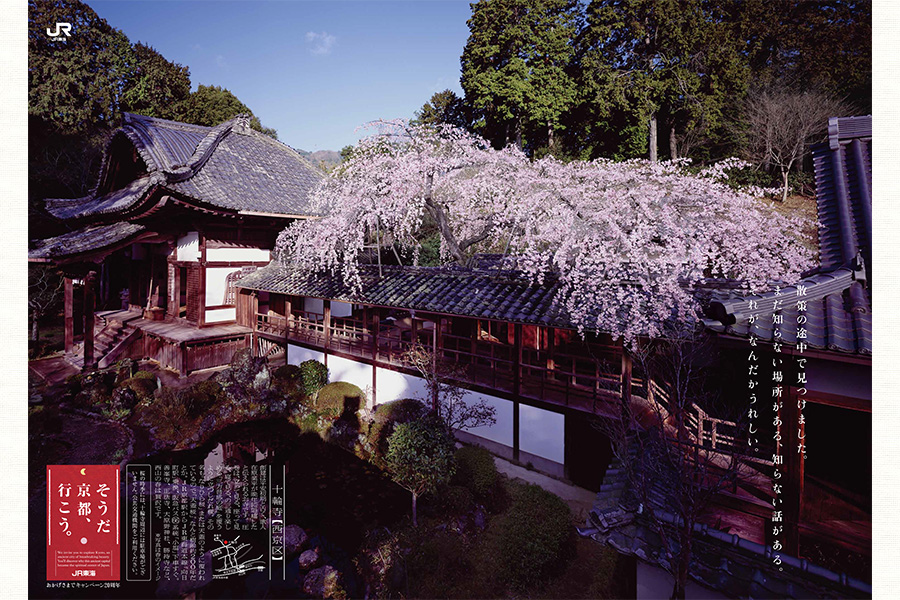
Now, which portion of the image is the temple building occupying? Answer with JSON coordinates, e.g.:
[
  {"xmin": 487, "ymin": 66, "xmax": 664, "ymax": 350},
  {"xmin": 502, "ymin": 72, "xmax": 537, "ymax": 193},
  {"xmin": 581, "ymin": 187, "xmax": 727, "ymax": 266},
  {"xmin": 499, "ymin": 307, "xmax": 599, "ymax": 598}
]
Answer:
[{"xmin": 28, "ymin": 112, "xmax": 322, "ymax": 373}]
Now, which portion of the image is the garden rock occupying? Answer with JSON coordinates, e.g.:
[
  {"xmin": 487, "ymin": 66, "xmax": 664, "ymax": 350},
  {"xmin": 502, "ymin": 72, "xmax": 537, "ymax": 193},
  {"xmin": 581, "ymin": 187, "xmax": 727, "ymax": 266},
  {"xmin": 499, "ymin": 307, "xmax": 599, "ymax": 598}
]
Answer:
[
  {"xmin": 298, "ymin": 548, "xmax": 320, "ymax": 570},
  {"xmin": 303, "ymin": 565, "xmax": 341, "ymax": 598},
  {"xmin": 284, "ymin": 525, "xmax": 308, "ymax": 556}
]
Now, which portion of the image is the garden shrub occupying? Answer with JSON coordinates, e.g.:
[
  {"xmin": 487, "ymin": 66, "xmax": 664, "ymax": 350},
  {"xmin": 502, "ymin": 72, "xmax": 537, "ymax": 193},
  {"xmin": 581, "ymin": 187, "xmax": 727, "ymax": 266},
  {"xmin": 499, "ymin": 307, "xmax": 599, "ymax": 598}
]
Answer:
[
  {"xmin": 315, "ymin": 381, "xmax": 363, "ymax": 417},
  {"xmin": 367, "ymin": 398, "xmax": 428, "ymax": 463},
  {"xmin": 180, "ymin": 380, "xmax": 224, "ymax": 419},
  {"xmin": 441, "ymin": 484, "xmax": 475, "ymax": 515},
  {"xmin": 273, "ymin": 364, "xmax": 302, "ymax": 381},
  {"xmin": 119, "ymin": 374, "xmax": 157, "ymax": 401},
  {"xmin": 300, "ymin": 359, "xmax": 329, "ymax": 396},
  {"xmin": 494, "ymin": 483, "xmax": 573, "ymax": 590},
  {"xmin": 452, "ymin": 445, "xmax": 498, "ymax": 501}
]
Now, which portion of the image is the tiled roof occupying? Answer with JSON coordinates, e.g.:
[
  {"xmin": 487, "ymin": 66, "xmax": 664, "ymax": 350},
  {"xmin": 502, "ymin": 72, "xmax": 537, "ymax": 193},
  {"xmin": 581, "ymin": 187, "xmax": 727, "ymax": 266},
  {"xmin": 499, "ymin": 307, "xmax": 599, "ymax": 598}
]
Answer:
[
  {"xmin": 43, "ymin": 113, "xmax": 323, "ymax": 220},
  {"xmin": 812, "ymin": 116, "xmax": 872, "ymax": 271},
  {"xmin": 702, "ymin": 268, "xmax": 871, "ymax": 355},
  {"xmin": 28, "ymin": 223, "xmax": 147, "ymax": 261},
  {"xmin": 45, "ymin": 176, "xmax": 159, "ymax": 220},
  {"xmin": 237, "ymin": 263, "xmax": 574, "ymax": 328},
  {"xmin": 704, "ymin": 116, "xmax": 873, "ymax": 356},
  {"xmin": 581, "ymin": 451, "xmax": 872, "ymax": 599}
]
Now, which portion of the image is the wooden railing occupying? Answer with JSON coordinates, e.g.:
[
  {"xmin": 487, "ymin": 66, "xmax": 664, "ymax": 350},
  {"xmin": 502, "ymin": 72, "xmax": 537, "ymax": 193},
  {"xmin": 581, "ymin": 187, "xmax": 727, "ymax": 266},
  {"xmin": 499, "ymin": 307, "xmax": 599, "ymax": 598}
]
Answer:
[{"xmin": 254, "ymin": 312, "xmax": 624, "ymax": 413}]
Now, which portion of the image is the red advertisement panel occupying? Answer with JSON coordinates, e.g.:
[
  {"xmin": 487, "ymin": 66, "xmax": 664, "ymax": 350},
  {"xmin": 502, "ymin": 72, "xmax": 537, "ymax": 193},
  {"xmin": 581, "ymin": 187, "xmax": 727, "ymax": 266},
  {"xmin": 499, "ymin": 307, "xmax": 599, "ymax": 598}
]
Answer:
[{"xmin": 46, "ymin": 465, "xmax": 120, "ymax": 581}]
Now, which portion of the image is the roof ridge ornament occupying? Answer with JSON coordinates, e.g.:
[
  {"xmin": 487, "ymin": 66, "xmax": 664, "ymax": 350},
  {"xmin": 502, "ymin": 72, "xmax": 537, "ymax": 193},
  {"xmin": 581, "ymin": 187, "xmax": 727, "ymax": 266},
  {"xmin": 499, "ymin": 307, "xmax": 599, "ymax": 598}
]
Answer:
[{"xmin": 232, "ymin": 113, "xmax": 253, "ymax": 135}]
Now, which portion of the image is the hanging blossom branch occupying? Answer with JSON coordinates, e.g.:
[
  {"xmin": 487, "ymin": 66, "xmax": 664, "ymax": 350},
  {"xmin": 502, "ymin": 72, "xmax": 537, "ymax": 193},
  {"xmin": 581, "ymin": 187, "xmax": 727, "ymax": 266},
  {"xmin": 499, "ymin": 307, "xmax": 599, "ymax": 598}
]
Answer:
[{"xmin": 274, "ymin": 121, "xmax": 815, "ymax": 344}]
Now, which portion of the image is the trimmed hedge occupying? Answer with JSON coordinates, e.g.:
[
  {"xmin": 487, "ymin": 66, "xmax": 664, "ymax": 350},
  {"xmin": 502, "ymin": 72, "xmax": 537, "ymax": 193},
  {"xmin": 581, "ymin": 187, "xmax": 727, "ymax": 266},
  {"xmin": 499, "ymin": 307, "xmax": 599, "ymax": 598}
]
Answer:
[
  {"xmin": 452, "ymin": 445, "xmax": 498, "ymax": 501},
  {"xmin": 367, "ymin": 399, "xmax": 428, "ymax": 463},
  {"xmin": 316, "ymin": 381, "xmax": 364, "ymax": 417},
  {"xmin": 494, "ymin": 483, "xmax": 573, "ymax": 590}
]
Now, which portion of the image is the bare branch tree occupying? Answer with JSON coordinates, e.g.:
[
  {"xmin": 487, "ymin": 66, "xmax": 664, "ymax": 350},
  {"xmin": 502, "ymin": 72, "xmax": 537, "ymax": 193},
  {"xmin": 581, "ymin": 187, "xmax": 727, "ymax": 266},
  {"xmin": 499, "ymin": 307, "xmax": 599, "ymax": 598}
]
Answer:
[
  {"xmin": 742, "ymin": 87, "xmax": 852, "ymax": 202},
  {"xmin": 402, "ymin": 343, "xmax": 496, "ymax": 434},
  {"xmin": 597, "ymin": 325, "xmax": 753, "ymax": 599},
  {"xmin": 28, "ymin": 265, "xmax": 63, "ymax": 343}
]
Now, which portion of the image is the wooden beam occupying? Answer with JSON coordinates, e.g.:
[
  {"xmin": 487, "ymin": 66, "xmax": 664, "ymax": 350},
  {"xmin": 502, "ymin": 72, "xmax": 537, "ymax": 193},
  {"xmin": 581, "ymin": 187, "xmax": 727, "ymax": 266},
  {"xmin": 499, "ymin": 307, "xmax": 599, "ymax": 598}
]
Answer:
[{"xmin": 64, "ymin": 277, "xmax": 74, "ymax": 353}]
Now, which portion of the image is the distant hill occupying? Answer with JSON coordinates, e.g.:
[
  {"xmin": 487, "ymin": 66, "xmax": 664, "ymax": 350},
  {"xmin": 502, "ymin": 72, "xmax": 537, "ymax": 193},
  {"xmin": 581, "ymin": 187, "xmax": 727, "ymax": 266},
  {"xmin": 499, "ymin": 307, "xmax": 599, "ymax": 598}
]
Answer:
[{"xmin": 297, "ymin": 149, "xmax": 342, "ymax": 172}]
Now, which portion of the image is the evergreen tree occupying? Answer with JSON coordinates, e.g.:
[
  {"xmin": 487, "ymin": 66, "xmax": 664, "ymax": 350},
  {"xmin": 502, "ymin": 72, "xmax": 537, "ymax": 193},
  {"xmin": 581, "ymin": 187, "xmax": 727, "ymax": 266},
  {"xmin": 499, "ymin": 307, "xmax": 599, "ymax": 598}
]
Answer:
[
  {"xmin": 460, "ymin": 0, "xmax": 579, "ymax": 152},
  {"xmin": 121, "ymin": 43, "xmax": 191, "ymax": 120}
]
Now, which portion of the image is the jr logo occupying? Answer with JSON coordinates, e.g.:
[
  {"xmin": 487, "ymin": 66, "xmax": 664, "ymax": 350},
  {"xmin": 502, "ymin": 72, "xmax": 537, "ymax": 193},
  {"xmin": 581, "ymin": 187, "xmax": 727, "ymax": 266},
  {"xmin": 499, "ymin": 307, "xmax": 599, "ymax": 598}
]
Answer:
[{"xmin": 46, "ymin": 23, "xmax": 72, "ymax": 38}]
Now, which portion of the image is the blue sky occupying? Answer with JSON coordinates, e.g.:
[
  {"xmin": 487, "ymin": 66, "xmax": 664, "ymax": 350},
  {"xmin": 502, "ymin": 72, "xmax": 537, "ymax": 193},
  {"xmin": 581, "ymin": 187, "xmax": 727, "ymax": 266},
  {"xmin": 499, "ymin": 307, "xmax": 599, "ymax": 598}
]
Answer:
[{"xmin": 86, "ymin": 1, "xmax": 474, "ymax": 151}]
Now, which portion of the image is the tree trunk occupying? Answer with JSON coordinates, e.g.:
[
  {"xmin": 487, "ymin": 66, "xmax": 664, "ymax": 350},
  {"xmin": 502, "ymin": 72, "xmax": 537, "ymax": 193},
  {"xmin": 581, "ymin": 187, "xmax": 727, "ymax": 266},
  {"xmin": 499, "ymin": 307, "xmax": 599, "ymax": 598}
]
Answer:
[
  {"xmin": 669, "ymin": 126, "xmax": 678, "ymax": 160},
  {"xmin": 412, "ymin": 492, "xmax": 418, "ymax": 528},
  {"xmin": 781, "ymin": 169, "xmax": 790, "ymax": 202},
  {"xmin": 32, "ymin": 310, "xmax": 39, "ymax": 342},
  {"xmin": 671, "ymin": 522, "xmax": 692, "ymax": 600},
  {"xmin": 548, "ymin": 121, "xmax": 554, "ymax": 151},
  {"xmin": 649, "ymin": 113, "xmax": 658, "ymax": 163}
]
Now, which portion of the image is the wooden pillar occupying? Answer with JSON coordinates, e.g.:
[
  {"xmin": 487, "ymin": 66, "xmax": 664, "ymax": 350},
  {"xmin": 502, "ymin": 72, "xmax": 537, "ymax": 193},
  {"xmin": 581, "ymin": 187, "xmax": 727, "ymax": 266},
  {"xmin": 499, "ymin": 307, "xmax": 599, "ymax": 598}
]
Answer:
[
  {"xmin": 167, "ymin": 259, "xmax": 178, "ymax": 317},
  {"xmin": 64, "ymin": 277, "xmax": 74, "ymax": 353},
  {"xmin": 323, "ymin": 299, "xmax": 331, "ymax": 350},
  {"xmin": 372, "ymin": 310, "xmax": 380, "ymax": 361},
  {"xmin": 198, "ymin": 231, "xmax": 207, "ymax": 326},
  {"xmin": 621, "ymin": 350, "xmax": 632, "ymax": 405},
  {"xmin": 431, "ymin": 321, "xmax": 439, "ymax": 411},
  {"xmin": 82, "ymin": 271, "xmax": 97, "ymax": 371},
  {"xmin": 284, "ymin": 297, "xmax": 292, "ymax": 340},
  {"xmin": 513, "ymin": 323, "xmax": 523, "ymax": 462}
]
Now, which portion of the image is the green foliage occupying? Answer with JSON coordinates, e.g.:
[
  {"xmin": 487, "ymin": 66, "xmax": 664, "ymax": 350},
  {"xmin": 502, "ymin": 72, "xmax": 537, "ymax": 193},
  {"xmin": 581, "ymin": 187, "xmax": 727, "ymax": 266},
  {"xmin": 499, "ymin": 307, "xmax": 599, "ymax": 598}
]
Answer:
[
  {"xmin": 121, "ymin": 42, "xmax": 191, "ymax": 120},
  {"xmin": 314, "ymin": 381, "xmax": 362, "ymax": 416},
  {"xmin": 411, "ymin": 89, "xmax": 469, "ymax": 130},
  {"xmin": 29, "ymin": 0, "xmax": 135, "ymax": 132},
  {"xmin": 368, "ymin": 399, "xmax": 428, "ymax": 464},
  {"xmin": 172, "ymin": 84, "xmax": 278, "ymax": 138},
  {"xmin": 300, "ymin": 359, "xmax": 329, "ymax": 397},
  {"xmin": 273, "ymin": 364, "xmax": 302, "ymax": 381},
  {"xmin": 441, "ymin": 484, "xmax": 475, "ymax": 515},
  {"xmin": 181, "ymin": 380, "xmax": 224, "ymax": 419},
  {"xmin": 386, "ymin": 417, "xmax": 457, "ymax": 498},
  {"xmin": 461, "ymin": 0, "xmax": 579, "ymax": 151},
  {"xmin": 452, "ymin": 445, "xmax": 498, "ymax": 501},
  {"xmin": 494, "ymin": 483, "xmax": 573, "ymax": 589},
  {"xmin": 120, "ymin": 370, "xmax": 157, "ymax": 401}
]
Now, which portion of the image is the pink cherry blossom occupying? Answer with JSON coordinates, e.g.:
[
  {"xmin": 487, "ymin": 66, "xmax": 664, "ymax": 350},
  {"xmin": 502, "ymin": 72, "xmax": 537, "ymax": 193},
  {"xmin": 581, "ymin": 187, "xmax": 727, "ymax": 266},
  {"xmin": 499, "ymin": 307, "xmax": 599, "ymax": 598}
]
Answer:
[{"xmin": 275, "ymin": 121, "xmax": 815, "ymax": 343}]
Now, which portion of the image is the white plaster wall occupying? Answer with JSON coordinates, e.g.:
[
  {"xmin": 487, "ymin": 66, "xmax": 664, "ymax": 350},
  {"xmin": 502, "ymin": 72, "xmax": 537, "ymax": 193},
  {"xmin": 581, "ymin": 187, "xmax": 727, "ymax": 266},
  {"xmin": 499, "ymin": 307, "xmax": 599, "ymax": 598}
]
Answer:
[
  {"xmin": 332, "ymin": 301, "xmax": 353, "ymax": 318},
  {"xmin": 374, "ymin": 367, "xmax": 514, "ymax": 448},
  {"xmin": 287, "ymin": 344, "xmax": 325, "ymax": 365},
  {"xmin": 460, "ymin": 391, "xmax": 514, "ymax": 448},
  {"xmin": 176, "ymin": 232, "xmax": 200, "ymax": 262},
  {"xmin": 328, "ymin": 355, "xmax": 374, "ymax": 408},
  {"xmin": 302, "ymin": 298, "xmax": 352, "ymax": 317},
  {"xmin": 375, "ymin": 367, "xmax": 432, "ymax": 405},
  {"xmin": 518, "ymin": 404, "xmax": 565, "ymax": 464},
  {"xmin": 205, "ymin": 308, "xmax": 236, "ymax": 323},
  {"xmin": 304, "ymin": 298, "xmax": 324, "ymax": 315},
  {"xmin": 206, "ymin": 267, "xmax": 241, "ymax": 306},
  {"xmin": 206, "ymin": 247, "xmax": 270, "ymax": 262}
]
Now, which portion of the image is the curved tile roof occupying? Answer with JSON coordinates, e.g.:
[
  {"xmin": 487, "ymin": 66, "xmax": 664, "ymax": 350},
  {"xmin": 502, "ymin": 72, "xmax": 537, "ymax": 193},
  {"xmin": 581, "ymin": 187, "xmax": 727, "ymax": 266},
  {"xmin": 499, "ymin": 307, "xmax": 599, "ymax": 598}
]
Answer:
[
  {"xmin": 703, "ymin": 268, "xmax": 871, "ymax": 355},
  {"xmin": 237, "ymin": 263, "xmax": 572, "ymax": 328},
  {"xmin": 43, "ymin": 113, "xmax": 323, "ymax": 220},
  {"xmin": 28, "ymin": 223, "xmax": 147, "ymax": 261}
]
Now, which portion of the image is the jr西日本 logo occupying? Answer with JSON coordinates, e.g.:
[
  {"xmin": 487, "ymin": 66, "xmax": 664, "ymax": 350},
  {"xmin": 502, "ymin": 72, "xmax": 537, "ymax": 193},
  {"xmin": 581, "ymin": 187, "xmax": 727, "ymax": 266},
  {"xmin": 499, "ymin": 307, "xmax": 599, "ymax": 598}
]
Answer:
[{"xmin": 46, "ymin": 23, "xmax": 72, "ymax": 38}]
